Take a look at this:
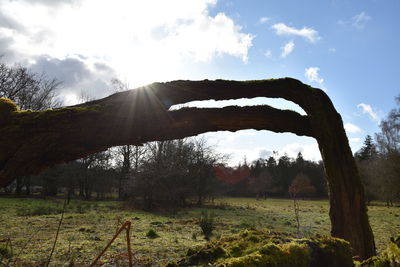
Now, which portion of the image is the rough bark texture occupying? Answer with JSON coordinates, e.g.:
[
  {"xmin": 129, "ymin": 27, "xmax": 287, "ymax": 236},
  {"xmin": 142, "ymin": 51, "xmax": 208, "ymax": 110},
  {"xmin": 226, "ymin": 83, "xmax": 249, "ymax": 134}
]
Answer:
[{"xmin": 0, "ymin": 78, "xmax": 375, "ymax": 259}]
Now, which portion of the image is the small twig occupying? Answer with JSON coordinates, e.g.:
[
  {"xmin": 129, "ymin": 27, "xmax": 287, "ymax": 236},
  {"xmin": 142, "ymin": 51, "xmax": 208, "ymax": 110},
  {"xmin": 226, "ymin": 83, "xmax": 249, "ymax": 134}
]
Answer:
[
  {"xmin": 125, "ymin": 222, "xmax": 133, "ymax": 267},
  {"xmin": 46, "ymin": 198, "xmax": 67, "ymax": 267},
  {"xmin": 293, "ymin": 197, "xmax": 300, "ymax": 237},
  {"xmin": 90, "ymin": 221, "xmax": 133, "ymax": 267}
]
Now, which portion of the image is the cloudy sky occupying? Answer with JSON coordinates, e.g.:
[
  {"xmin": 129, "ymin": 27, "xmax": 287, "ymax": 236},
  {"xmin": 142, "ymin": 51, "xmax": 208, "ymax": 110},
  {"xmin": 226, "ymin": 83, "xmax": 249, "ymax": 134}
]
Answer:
[{"xmin": 1, "ymin": 0, "xmax": 399, "ymax": 164}]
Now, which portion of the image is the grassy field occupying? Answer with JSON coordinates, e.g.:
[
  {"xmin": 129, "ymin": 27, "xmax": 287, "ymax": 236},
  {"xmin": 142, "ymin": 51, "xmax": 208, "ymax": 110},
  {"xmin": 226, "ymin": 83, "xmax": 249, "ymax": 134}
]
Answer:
[{"xmin": 0, "ymin": 197, "xmax": 399, "ymax": 266}]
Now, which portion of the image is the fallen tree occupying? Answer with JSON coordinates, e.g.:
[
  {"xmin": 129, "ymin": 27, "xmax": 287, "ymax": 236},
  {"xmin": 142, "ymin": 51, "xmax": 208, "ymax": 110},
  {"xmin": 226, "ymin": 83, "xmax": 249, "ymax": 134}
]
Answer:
[{"xmin": 0, "ymin": 78, "xmax": 375, "ymax": 259}]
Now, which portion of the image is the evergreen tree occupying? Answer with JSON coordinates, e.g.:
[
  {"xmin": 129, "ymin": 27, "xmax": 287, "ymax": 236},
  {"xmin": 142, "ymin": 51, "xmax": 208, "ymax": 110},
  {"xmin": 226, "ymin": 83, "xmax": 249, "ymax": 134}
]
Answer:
[{"xmin": 355, "ymin": 135, "xmax": 377, "ymax": 161}]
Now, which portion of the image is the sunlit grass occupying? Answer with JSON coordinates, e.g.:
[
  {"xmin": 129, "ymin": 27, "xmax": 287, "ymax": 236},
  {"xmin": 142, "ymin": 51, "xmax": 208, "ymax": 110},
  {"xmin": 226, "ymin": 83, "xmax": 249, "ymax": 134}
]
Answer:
[{"xmin": 0, "ymin": 197, "xmax": 398, "ymax": 265}]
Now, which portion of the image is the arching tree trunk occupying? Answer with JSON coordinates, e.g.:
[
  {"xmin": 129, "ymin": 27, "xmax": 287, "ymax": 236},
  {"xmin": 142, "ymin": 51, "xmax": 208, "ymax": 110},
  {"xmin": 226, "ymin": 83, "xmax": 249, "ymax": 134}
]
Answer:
[
  {"xmin": 0, "ymin": 78, "xmax": 376, "ymax": 259},
  {"xmin": 319, "ymin": 135, "xmax": 376, "ymax": 260},
  {"xmin": 304, "ymin": 90, "xmax": 376, "ymax": 260}
]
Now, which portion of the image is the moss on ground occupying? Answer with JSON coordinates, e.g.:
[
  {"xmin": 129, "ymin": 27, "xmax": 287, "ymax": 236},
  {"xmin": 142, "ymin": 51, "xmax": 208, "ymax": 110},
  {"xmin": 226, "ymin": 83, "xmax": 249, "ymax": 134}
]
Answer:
[
  {"xmin": 356, "ymin": 237, "xmax": 400, "ymax": 267},
  {"xmin": 170, "ymin": 229, "xmax": 353, "ymax": 267}
]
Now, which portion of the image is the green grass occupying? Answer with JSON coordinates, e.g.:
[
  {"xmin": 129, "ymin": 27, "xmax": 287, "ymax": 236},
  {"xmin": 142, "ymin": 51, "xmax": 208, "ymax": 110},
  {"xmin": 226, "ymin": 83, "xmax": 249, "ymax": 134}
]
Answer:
[{"xmin": 0, "ymin": 197, "xmax": 398, "ymax": 266}]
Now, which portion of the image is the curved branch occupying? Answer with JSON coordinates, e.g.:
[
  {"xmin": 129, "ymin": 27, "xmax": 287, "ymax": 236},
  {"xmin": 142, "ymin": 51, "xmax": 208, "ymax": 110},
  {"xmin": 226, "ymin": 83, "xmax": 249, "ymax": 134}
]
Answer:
[
  {"xmin": 84, "ymin": 78, "xmax": 318, "ymax": 114},
  {"xmin": 0, "ymin": 103, "xmax": 312, "ymax": 188}
]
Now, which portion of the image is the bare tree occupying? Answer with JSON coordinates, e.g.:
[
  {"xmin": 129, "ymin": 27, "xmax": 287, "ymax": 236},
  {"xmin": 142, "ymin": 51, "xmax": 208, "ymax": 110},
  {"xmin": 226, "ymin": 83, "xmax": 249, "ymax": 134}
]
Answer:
[
  {"xmin": 374, "ymin": 95, "xmax": 400, "ymax": 205},
  {"xmin": 0, "ymin": 61, "xmax": 61, "ymax": 110},
  {"xmin": 376, "ymin": 98, "xmax": 400, "ymax": 154},
  {"xmin": 127, "ymin": 138, "xmax": 221, "ymax": 210},
  {"xmin": 77, "ymin": 150, "xmax": 112, "ymax": 200},
  {"xmin": 190, "ymin": 137, "xmax": 222, "ymax": 205},
  {"xmin": 115, "ymin": 144, "xmax": 147, "ymax": 200},
  {"xmin": 289, "ymin": 173, "xmax": 315, "ymax": 236}
]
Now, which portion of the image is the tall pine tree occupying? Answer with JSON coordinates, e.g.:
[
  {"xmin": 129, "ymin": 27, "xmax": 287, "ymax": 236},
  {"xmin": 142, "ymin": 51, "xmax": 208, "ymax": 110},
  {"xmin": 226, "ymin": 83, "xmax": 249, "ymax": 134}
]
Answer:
[{"xmin": 355, "ymin": 135, "xmax": 377, "ymax": 161}]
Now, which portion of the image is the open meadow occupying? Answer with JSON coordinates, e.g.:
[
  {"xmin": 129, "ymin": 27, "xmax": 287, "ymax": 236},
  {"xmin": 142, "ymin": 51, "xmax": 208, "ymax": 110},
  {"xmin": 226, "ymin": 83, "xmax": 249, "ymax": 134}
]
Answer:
[{"xmin": 0, "ymin": 197, "xmax": 399, "ymax": 266}]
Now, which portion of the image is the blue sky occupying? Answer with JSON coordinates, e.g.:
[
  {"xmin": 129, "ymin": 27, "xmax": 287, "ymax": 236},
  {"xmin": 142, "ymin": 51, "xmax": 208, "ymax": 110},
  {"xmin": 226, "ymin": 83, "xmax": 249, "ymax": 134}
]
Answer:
[{"xmin": 0, "ymin": 0, "xmax": 399, "ymax": 164}]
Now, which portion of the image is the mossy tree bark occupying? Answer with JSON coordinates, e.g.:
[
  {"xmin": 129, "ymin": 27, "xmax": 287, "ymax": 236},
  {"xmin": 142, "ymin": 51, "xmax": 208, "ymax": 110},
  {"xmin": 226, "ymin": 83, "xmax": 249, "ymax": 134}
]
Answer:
[
  {"xmin": 298, "ymin": 89, "xmax": 377, "ymax": 261},
  {"xmin": 0, "ymin": 78, "xmax": 375, "ymax": 259}
]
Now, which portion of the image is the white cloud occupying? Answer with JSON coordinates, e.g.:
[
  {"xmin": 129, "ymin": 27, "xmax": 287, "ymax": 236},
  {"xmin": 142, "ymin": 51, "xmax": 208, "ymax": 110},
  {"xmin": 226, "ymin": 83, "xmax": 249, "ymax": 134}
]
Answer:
[
  {"xmin": 349, "ymin": 138, "xmax": 361, "ymax": 143},
  {"xmin": 280, "ymin": 142, "xmax": 321, "ymax": 161},
  {"xmin": 0, "ymin": 0, "xmax": 254, "ymax": 89},
  {"xmin": 28, "ymin": 55, "xmax": 118, "ymax": 104},
  {"xmin": 357, "ymin": 103, "xmax": 379, "ymax": 121},
  {"xmin": 344, "ymin": 122, "xmax": 363, "ymax": 134},
  {"xmin": 271, "ymin": 23, "xmax": 320, "ymax": 43},
  {"xmin": 216, "ymin": 142, "xmax": 321, "ymax": 165},
  {"xmin": 215, "ymin": 147, "xmax": 262, "ymax": 166},
  {"xmin": 281, "ymin": 41, "xmax": 294, "ymax": 58},
  {"xmin": 304, "ymin": 67, "xmax": 324, "ymax": 88},
  {"xmin": 351, "ymin": 11, "xmax": 371, "ymax": 29},
  {"xmin": 339, "ymin": 11, "xmax": 371, "ymax": 30},
  {"xmin": 163, "ymin": 12, "xmax": 254, "ymax": 63},
  {"xmin": 258, "ymin": 149, "xmax": 273, "ymax": 159},
  {"xmin": 264, "ymin": 50, "xmax": 272, "ymax": 58},
  {"xmin": 329, "ymin": 47, "xmax": 336, "ymax": 53},
  {"xmin": 259, "ymin": 17, "xmax": 269, "ymax": 24},
  {"xmin": 202, "ymin": 130, "xmax": 322, "ymax": 165},
  {"xmin": 63, "ymin": 92, "xmax": 81, "ymax": 106}
]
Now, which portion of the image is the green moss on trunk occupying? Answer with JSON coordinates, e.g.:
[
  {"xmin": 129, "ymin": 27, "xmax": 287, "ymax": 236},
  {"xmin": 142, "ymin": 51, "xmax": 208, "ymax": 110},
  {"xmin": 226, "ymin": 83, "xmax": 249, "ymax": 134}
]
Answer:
[{"xmin": 0, "ymin": 97, "xmax": 18, "ymax": 113}]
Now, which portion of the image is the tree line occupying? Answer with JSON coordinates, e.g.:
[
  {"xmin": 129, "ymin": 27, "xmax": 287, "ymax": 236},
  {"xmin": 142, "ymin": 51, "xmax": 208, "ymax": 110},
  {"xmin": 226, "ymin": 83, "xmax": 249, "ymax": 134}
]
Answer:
[
  {"xmin": 355, "ymin": 96, "xmax": 400, "ymax": 206},
  {"xmin": 215, "ymin": 153, "xmax": 326, "ymax": 199},
  {"xmin": 3, "ymin": 143, "xmax": 327, "ymax": 206}
]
